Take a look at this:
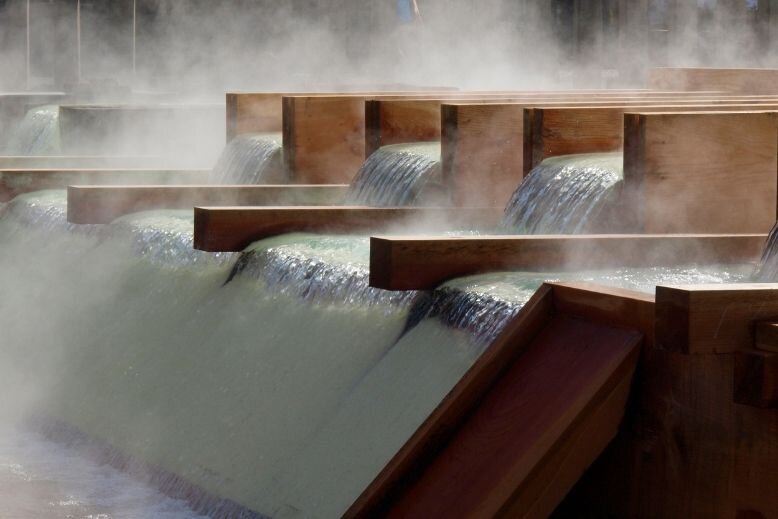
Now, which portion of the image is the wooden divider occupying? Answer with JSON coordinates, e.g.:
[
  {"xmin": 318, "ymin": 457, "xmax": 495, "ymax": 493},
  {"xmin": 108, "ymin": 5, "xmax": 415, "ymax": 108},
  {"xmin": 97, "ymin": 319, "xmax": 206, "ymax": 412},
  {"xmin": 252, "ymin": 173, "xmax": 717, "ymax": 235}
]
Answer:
[
  {"xmin": 623, "ymin": 111, "xmax": 778, "ymax": 234},
  {"xmin": 282, "ymin": 92, "xmax": 735, "ymax": 186},
  {"xmin": 529, "ymin": 102, "xmax": 778, "ymax": 170},
  {"xmin": 0, "ymin": 156, "xmax": 179, "ymax": 169},
  {"xmin": 649, "ymin": 67, "xmax": 778, "ymax": 94},
  {"xmin": 0, "ymin": 169, "xmax": 208, "ymax": 202},
  {"xmin": 66, "ymin": 184, "xmax": 349, "ymax": 224},
  {"xmin": 368, "ymin": 234, "xmax": 765, "ymax": 290},
  {"xmin": 347, "ymin": 282, "xmax": 644, "ymax": 518},
  {"xmin": 192, "ymin": 206, "xmax": 501, "ymax": 252}
]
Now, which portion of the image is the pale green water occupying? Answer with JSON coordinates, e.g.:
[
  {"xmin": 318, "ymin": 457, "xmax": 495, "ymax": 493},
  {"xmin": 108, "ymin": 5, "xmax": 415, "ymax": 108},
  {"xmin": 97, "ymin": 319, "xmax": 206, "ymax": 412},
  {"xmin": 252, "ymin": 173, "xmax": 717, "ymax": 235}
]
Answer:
[{"xmin": 3, "ymin": 105, "xmax": 61, "ymax": 155}]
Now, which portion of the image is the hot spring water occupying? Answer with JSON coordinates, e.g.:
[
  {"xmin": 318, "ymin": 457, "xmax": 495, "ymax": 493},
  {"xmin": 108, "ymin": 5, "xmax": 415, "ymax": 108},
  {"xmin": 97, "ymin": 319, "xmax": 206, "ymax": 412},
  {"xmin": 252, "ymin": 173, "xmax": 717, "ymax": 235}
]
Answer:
[
  {"xmin": 3, "ymin": 105, "xmax": 61, "ymax": 156},
  {"xmin": 209, "ymin": 133, "xmax": 286, "ymax": 185},
  {"xmin": 0, "ymin": 147, "xmax": 766, "ymax": 517}
]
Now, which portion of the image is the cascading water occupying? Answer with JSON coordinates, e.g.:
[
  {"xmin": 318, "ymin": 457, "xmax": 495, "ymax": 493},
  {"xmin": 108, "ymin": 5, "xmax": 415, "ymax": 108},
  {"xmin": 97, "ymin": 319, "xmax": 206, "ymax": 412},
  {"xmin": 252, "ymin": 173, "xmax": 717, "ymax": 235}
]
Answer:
[
  {"xmin": 209, "ymin": 132, "xmax": 287, "ymax": 185},
  {"xmin": 501, "ymin": 152, "xmax": 623, "ymax": 234},
  {"xmin": 3, "ymin": 105, "xmax": 61, "ymax": 156},
  {"xmin": 0, "ymin": 127, "xmax": 766, "ymax": 518},
  {"xmin": 345, "ymin": 142, "xmax": 444, "ymax": 206}
]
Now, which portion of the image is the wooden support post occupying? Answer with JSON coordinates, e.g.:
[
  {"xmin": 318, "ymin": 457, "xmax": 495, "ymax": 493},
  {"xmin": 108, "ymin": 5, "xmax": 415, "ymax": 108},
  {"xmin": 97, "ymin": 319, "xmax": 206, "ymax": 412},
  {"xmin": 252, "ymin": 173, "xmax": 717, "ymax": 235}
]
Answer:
[
  {"xmin": 623, "ymin": 111, "xmax": 778, "ymax": 234},
  {"xmin": 193, "ymin": 206, "xmax": 501, "ymax": 252},
  {"xmin": 0, "ymin": 169, "xmax": 208, "ymax": 202},
  {"xmin": 66, "ymin": 184, "xmax": 350, "ymax": 224},
  {"xmin": 655, "ymin": 284, "xmax": 778, "ymax": 354},
  {"xmin": 347, "ymin": 282, "xmax": 642, "ymax": 518},
  {"xmin": 368, "ymin": 234, "xmax": 765, "ymax": 290}
]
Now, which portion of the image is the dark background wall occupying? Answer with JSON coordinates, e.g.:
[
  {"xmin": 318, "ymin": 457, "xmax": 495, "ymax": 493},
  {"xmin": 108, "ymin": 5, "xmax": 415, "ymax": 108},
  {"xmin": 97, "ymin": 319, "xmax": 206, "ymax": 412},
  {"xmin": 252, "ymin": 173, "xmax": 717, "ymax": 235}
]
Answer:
[{"xmin": 1, "ymin": 0, "xmax": 777, "ymax": 92}]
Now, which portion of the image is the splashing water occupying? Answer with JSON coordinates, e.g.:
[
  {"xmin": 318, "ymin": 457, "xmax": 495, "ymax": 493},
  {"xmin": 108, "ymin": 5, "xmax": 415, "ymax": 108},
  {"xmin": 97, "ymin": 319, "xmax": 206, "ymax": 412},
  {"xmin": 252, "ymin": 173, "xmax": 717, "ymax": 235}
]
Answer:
[
  {"xmin": 502, "ymin": 153, "xmax": 623, "ymax": 234},
  {"xmin": 209, "ymin": 132, "xmax": 286, "ymax": 184},
  {"xmin": 346, "ymin": 142, "xmax": 444, "ymax": 206},
  {"xmin": 4, "ymin": 105, "xmax": 61, "ymax": 156},
  {"xmin": 754, "ymin": 223, "xmax": 778, "ymax": 281}
]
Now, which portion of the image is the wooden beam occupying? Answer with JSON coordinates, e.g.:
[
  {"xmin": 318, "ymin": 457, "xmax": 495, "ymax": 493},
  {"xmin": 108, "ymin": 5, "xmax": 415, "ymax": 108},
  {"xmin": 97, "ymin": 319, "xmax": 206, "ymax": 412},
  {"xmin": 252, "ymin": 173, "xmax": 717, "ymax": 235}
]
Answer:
[
  {"xmin": 755, "ymin": 321, "xmax": 778, "ymax": 352},
  {"xmin": 530, "ymin": 104, "xmax": 778, "ymax": 170},
  {"xmin": 655, "ymin": 284, "xmax": 778, "ymax": 354},
  {"xmin": 193, "ymin": 206, "xmax": 502, "ymax": 252},
  {"xmin": 0, "ymin": 169, "xmax": 208, "ymax": 202},
  {"xmin": 0, "ymin": 156, "xmax": 183, "ymax": 169},
  {"xmin": 648, "ymin": 67, "xmax": 778, "ymax": 94},
  {"xmin": 623, "ymin": 111, "xmax": 778, "ymax": 234},
  {"xmin": 66, "ymin": 185, "xmax": 349, "ymax": 224},
  {"xmin": 347, "ymin": 282, "xmax": 642, "ymax": 518},
  {"xmin": 368, "ymin": 234, "xmax": 765, "ymax": 290}
]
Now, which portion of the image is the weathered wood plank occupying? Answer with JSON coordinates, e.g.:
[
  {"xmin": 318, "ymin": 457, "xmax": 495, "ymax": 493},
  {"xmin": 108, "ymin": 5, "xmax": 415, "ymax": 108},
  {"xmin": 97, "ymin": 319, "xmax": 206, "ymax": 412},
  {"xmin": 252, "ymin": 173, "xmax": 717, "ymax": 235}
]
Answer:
[
  {"xmin": 734, "ymin": 349, "xmax": 778, "ymax": 408},
  {"xmin": 530, "ymin": 104, "xmax": 778, "ymax": 170},
  {"xmin": 623, "ymin": 111, "xmax": 778, "ymax": 234},
  {"xmin": 362, "ymin": 313, "xmax": 640, "ymax": 518},
  {"xmin": 66, "ymin": 184, "xmax": 349, "ymax": 224},
  {"xmin": 649, "ymin": 67, "xmax": 778, "ymax": 94},
  {"xmin": 655, "ymin": 284, "xmax": 778, "ymax": 354},
  {"xmin": 193, "ymin": 206, "xmax": 502, "ymax": 252},
  {"xmin": 0, "ymin": 169, "xmax": 208, "ymax": 202},
  {"xmin": 368, "ymin": 234, "xmax": 765, "ymax": 290}
]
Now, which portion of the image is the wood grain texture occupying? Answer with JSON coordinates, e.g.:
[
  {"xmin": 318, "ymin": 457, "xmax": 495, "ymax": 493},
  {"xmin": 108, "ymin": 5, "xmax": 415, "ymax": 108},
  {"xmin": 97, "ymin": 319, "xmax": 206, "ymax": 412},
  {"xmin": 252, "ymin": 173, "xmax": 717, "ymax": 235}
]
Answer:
[
  {"xmin": 530, "ymin": 104, "xmax": 778, "ymax": 169},
  {"xmin": 755, "ymin": 322, "xmax": 778, "ymax": 352},
  {"xmin": 368, "ymin": 234, "xmax": 765, "ymax": 290},
  {"xmin": 734, "ymin": 349, "xmax": 778, "ymax": 408},
  {"xmin": 66, "ymin": 184, "xmax": 349, "ymax": 224},
  {"xmin": 226, "ymin": 93, "xmax": 284, "ymax": 140},
  {"xmin": 441, "ymin": 103, "xmax": 525, "ymax": 208},
  {"xmin": 0, "ymin": 169, "xmax": 208, "ymax": 202},
  {"xmin": 623, "ymin": 111, "xmax": 778, "ymax": 234},
  {"xmin": 655, "ymin": 283, "xmax": 778, "ymax": 354},
  {"xmin": 648, "ymin": 67, "xmax": 778, "ymax": 94},
  {"xmin": 193, "ymin": 206, "xmax": 502, "ymax": 251},
  {"xmin": 380, "ymin": 315, "xmax": 640, "ymax": 519}
]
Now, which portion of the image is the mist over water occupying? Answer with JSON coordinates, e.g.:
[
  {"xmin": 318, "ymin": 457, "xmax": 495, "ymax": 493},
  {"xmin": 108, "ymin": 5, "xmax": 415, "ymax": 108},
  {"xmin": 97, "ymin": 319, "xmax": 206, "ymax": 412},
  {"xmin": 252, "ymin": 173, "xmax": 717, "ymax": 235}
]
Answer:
[
  {"xmin": 346, "ymin": 142, "xmax": 442, "ymax": 206},
  {"xmin": 209, "ymin": 133, "xmax": 286, "ymax": 185},
  {"xmin": 3, "ymin": 105, "xmax": 61, "ymax": 155}
]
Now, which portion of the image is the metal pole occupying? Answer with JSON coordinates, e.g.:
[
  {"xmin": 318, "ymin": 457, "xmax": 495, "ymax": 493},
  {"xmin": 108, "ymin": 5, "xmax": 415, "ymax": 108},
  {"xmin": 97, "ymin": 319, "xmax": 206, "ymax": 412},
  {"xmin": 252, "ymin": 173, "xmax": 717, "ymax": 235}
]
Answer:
[
  {"xmin": 25, "ymin": 0, "xmax": 30, "ymax": 90},
  {"xmin": 76, "ymin": 0, "xmax": 81, "ymax": 83}
]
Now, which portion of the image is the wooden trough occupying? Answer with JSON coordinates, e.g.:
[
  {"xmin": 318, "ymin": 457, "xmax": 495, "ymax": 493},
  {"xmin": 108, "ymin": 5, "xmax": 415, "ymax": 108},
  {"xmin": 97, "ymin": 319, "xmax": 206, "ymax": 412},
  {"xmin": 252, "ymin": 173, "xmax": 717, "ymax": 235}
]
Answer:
[
  {"xmin": 0, "ymin": 169, "xmax": 207, "ymax": 202},
  {"xmin": 62, "ymin": 91, "xmax": 741, "ymax": 224},
  {"xmin": 368, "ymin": 234, "xmax": 766, "ymax": 290},
  {"xmin": 57, "ymin": 104, "xmax": 226, "ymax": 165},
  {"xmin": 348, "ymin": 281, "xmax": 778, "ymax": 518},
  {"xmin": 192, "ymin": 206, "xmax": 502, "ymax": 252},
  {"xmin": 66, "ymin": 184, "xmax": 349, "ymax": 224}
]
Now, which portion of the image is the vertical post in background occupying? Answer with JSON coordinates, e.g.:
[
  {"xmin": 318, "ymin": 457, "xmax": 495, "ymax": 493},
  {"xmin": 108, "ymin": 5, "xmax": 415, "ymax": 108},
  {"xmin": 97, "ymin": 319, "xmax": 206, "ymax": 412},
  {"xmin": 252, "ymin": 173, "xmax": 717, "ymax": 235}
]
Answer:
[
  {"xmin": 25, "ymin": 0, "xmax": 30, "ymax": 90},
  {"xmin": 132, "ymin": 0, "xmax": 137, "ymax": 81},
  {"xmin": 76, "ymin": 0, "xmax": 81, "ymax": 83}
]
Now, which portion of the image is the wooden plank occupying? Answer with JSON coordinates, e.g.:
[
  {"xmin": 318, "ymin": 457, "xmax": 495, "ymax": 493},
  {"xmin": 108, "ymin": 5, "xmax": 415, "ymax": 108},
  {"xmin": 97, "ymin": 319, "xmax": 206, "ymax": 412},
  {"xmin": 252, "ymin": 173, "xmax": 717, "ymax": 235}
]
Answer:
[
  {"xmin": 368, "ymin": 234, "xmax": 765, "ymax": 290},
  {"xmin": 755, "ymin": 322, "xmax": 778, "ymax": 352},
  {"xmin": 0, "ymin": 169, "xmax": 208, "ymax": 202},
  {"xmin": 360, "ymin": 313, "xmax": 640, "ymax": 518},
  {"xmin": 734, "ymin": 349, "xmax": 778, "ymax": 408},
  {"xmin": 0, "ymin": 156, "xmax": 180, "ymax": 169},
  {"xmin": 193, "ymin": 206, "xmax": 502, "ymax": 252},
  {"xmin": 655, "ymin": 284, "xmax": 778, "ymax": 354},
  {"xmin": 346, "ymin": 285, "xmax": 557, "ymax": 518},
  {"xmin": 66, "ymin": 184, "xmax": 349, "ymax": 224},
  {"xmin": 530, "ymin": 104, "xmax": 778, "ymax": 170},
  {"xmin": 623, "ymin": 111, "xmax": 778, "ymax": 234},
  {"xmin": 649, "ymin": 67, "xmax": 778, "ymax": 94}
]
